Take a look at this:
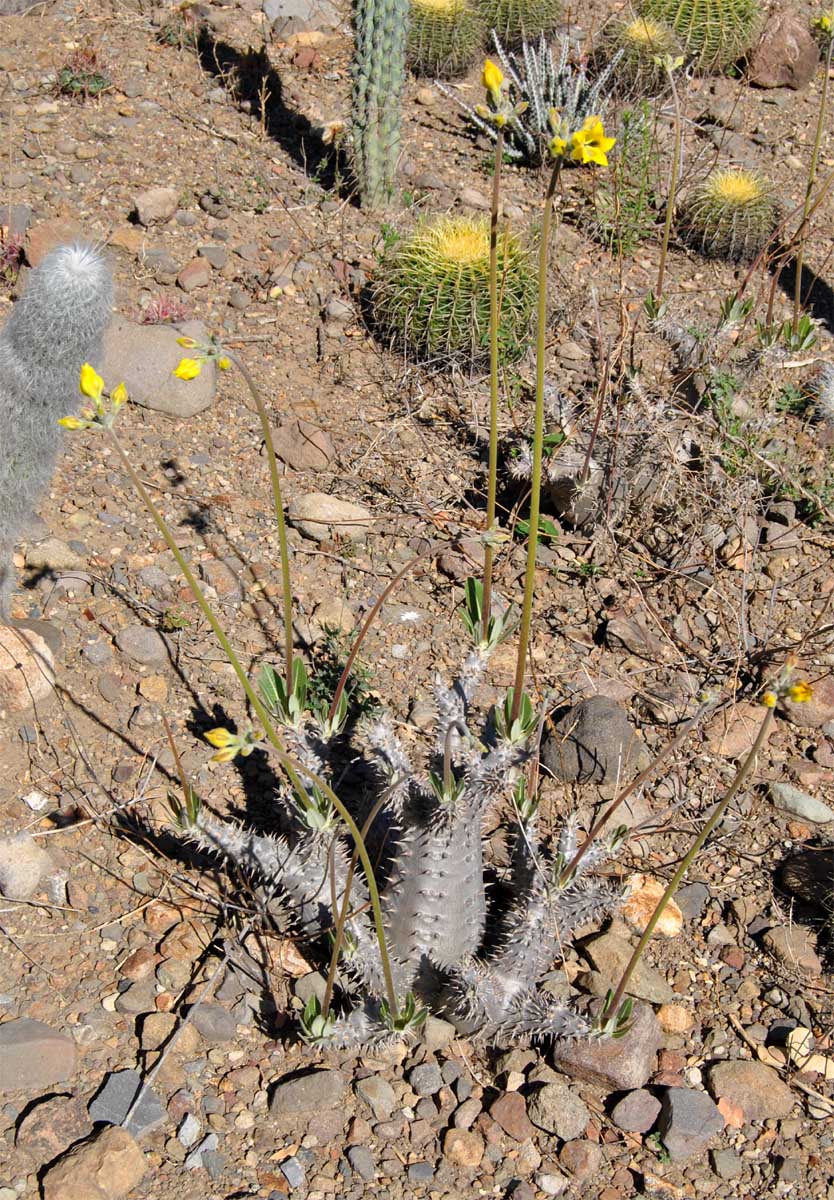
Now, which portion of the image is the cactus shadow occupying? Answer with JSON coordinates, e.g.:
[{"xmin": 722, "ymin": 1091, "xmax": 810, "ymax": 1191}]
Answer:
[
  {"xmin": 770, "ymin": 255, "xmax": 834, "ymax": 335},
  {"xmin": 195, "ymin": 29, "xmax": 350, "ymax": 197}
]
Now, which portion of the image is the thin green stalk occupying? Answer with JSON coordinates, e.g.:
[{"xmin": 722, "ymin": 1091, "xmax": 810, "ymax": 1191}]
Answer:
[
  {"xmin": 605, "ymin": 705, "xmax": 773, "ymax": 1019},
  {"xmin": 793, "ymin": 36, "xmax": 834, "ymax": 332},
  {"xmin": 482, "ymin": 126, "xmax": 504, "ymax": 643},
  {"xmin": 229, "ymin": 351, "xmax": 294, "ymax": 693},
  {"xmin": 511, "ymin": 159, "xmax": 561, "ymax": 723},
  {"xmin": 655, "ymin": 63, "xmax": 681, "ymax": 305},
  {"xmin": 107, "ymin": 429, "xmax": 400, "ymax": 1020}
]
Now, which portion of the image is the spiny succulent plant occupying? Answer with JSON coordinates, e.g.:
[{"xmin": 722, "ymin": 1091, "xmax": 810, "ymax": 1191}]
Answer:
[
  {"xmin": 178, "ymin": 647, "xmax": 623, "ymax": 1048},
  {"xmin": 677, "ymin": 167, "xmax": 779, "ymax": 262},
  {"xmin": 352, "ymin": 0, "xmax": 409, "ymax": 208},
  {"xmin": 0, "ymin": 243, "xmax": 113, "ymax": 616},
  {"xmin": 372, "ymin": 214, "xmax": 535, "ymax": 368},
  {"xmin": 638, "ymin": 0, "xmax": 761, "ymax": 73},
  {"xmin": 440, "ymin": 32, "xmax": 620, "ymax": 165},
  {"xmin": 477, "ymin": 0, "xmax": 561, "ymax": 48},
  {"xmin": 602, "ymin": 15, "xmax": 682, "ymax": 94},
  {"xmin": 408, "ymin": 0, "xmax": 485, "ymax": 78}
]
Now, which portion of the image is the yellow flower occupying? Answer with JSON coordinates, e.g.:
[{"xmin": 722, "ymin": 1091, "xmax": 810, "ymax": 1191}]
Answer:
[
  {"xmin": 205, "ymin": 728, "xmax": 234, "ymax": 748},
  {"xmin": 217, "ymin": 356, "xmax": 231, "ymax": 370},
  {"xmin": 58, "ymin": 415, "xmax": 86, "ymax": 430},
  {"xmin": 569, "ymin": 116, "xmax": 616, "ymax": 168},
  {"xmin": 482, "ymin": 58, "xmax": 504, "ymax": 102},
  {"xmin": 79, "ymin": 363, "xmax": 104, "ymax": 402},
  {"xmin": 210, "ymin": 746, "xmax": 239, "ymax": 763},
  {"xmin": 176, "ymin": 336, "xmax": 198, "ymax": 348},
  {"xmin": 174, "ymin": 357, "xmax": 202, "ymax": 381},
  {"xmin": 111, "ymin": 382, "xmax": 128, "ymax": 410},
  {"xmin": 549, "ymin": 135, "xmax": 568, "ymax": 159},
  {"xmin": 762, "ymin": 690, "xmax": 777, "ymax": 709},
  {"xmin": 787, "ymin": 681, "xmax": 813, "ymax": 703}
]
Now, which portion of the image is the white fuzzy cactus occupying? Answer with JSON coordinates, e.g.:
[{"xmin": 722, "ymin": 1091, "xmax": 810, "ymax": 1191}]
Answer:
[{"xmin": 0, "ymin": 242, "xmax": 113, "ymax": 615}]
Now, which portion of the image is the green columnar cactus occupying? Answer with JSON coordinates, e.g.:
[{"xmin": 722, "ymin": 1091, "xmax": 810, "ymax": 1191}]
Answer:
[
  {"xmin": 408, "ymin": 0, "xmax": 485, "ymax": 78},
  {"xmin": 604, "ymin": 15, "xmax": 682, "ymax": 94},
  {"xmin": 373, "ymin": 215, "xmax": 536, "ymax": 367},
  {"xmin": 476, "ymin": 0, "xmax": 560, "ymax": 47},
  {"xmin": 638, "ymin": 0, "xmax": 761, "ymax": 73},
  {"xmin": 677, "ymin": 167, "xmax": 779, "ymax": 261},
  {"xmin": 352, "ymin": 0, "xmax": 410, "ymax": 209}
]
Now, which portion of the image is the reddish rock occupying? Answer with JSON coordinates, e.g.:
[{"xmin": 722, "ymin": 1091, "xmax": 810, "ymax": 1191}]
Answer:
[
  {"xmin": 15, "ymin": 1094, "xmax": 92, "ymax": 1168},
  {"xmin": 610, "ymin": 1088, "xmax": 662, "ymax": 1134},
  {"xmin": 749, "ymin": 13, "xmax": 820, "ymax": 90},
  {"xmin": 489, "ymin": 1091, "xmax": 536, "ymax": 1142},
  {"xmin": 559, "ymin": 1139, "xmax": 603, "ymax": 1179},
  {"xmin": 120, "ymin": 946, "xmax": 157, "ymax": 982},
  {"xmin": 720, "ymin": 946, "xmax": 745, "ymax": 970},
  {"xmin": 552, "ymin": 1001, "xmax": 662, "ymax": 1091},
  {"xmin": 177, "ymin": 258, "xmax": 212, "ymax": 292},
  {"xmin": 0, "ymin": 1018, "xmax": 77, "ymax": 1092},
  {"xmin": 24, "ymin": 218, "xmax": 84, "ymax": 267},
  {"xmin": 706, "ymin": 1061, "xmax": 795, "ymax": 1122}
]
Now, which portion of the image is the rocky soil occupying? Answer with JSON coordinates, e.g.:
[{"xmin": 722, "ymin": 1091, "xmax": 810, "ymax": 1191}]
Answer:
[{"xmin": 1, "ymin": 0, "xmax": 834, "ymax": 1198}]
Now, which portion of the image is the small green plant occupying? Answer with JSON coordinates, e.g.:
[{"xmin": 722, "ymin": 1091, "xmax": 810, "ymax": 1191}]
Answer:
[
  {"xmin": 159, "ymin": 606, "xmax": 192, "ymax": 632},
  {"xmin": 593, "ymin": 101, "xmax": 660, "ymax": 255},
  {"xmin": 677, "ymin": 167, "xmax": 779, "ymax": 262},
  {"xmin": 638, "ymin": 0, "xmax": 762, "ymax": 73},
  {"xmin": 602, "ymin": 15, "xmax": 682, "ymax": 94},
  {"xmin": 477, "ymin": 0, "xmax": 561, "ymax": 47},
  {"xmin": 776, "ymin": 382, "xmax": 811, "ymax": 416},
  {"xmin": 372, "ymin": 214, "xmax": 536, "ymax": 368},
  {"xmin": 56, "ymin": 47, "xmax": 111, "ymax": 98},
  {"xmin": 757, "ymin": 314, "xmax": 818, "ymax": 354},
  {"xmin": 408, "ymin": 0, "xmax": 485, "ymax": 77}
]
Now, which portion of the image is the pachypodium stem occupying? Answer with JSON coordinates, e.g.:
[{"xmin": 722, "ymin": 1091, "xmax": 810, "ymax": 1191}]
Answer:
[
  {"xmin": 606, "ymin": 705, "xmax": 773, "ymax": 1018},
  {"xmin": 511, "ymin": 160, "xmax": 561, "ymax": 722},
  {"xmin": 229, "ymin": 351, "xmax": 294, "ymax": 694},
  {"xmin": 482, "ymin": 126, "xmax": 505, "ymax": 644},
  {"xmin": 793, "ymin": 35, "xmax": 833, "ymax": 332}
]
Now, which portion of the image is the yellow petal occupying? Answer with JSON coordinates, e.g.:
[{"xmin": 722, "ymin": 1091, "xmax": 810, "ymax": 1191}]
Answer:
[
  {"xmin": 482, "ymin": 59, "xmax": 504, "ymax": 97},
  {"xmin": 204, "ymin": 727, "xmax": 234, "ymax": 748},
  {"xmin": 58, "ymin": 415, "xmax": 85, "ymax": 430},
  {"xmin": 762, "ymin": 690, "xmax": 777, "ymax": 709},
  {"xmin": 787, "ymin": 681, "xmax": 813, "ymax": 703},
  {"xmin": 210, "ymin": 747, "xmax": 238, "ymax": 763},
  {"xmin": 174, "ymin": 357, "xmax": 202, "ymax": 381},
  {"xmin": 79, "ymin": 363, "xmax": 104, "ymax": 401},
  {"xmin": 217, "ymin": 356, "xmax": 232, "ymax": 370},
  {"xmin": 176, "ymin": 336, "xmax": 198, "ymax": 348},
  {"xmin": 111, "ymin": 382, "xmax": 128, "ymax": 409}
]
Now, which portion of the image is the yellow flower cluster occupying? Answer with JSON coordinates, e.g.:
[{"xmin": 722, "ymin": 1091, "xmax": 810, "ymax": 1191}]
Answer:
[
  {"xmin": 204, "ymin": 726, "xmax": 261, "ymax": 763},
  {"xmin": 59, "ymin": 364, "xmax": 128, "ymax": 432},
  {"xmin": 174, "ymin": 336, "xmax": 232, "ymax": 381},
  {"xmin": 548, "ymin": 110, "xmax": 615, "ymax": 167}
]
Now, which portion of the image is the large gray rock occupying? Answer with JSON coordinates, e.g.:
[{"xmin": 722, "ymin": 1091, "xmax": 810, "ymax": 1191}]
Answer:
[
  {"xmin": 99, "ymin": 317, "xmax": 217, "ymax": 418},
  {"xmin": 578, "ymin": 930, "xmax": 674, "ymax": 1005},
  {"xmin": 0, "ymin": 832, "xmax": 53, "ymax": 900},
  {"xmin": 264, "ymin": 0, "xmax": 342, "ymax": 35},
  {"xmin": 270, "ymin": 1069, "xmax": 347, "ymax": 1117},
  {"xmin": 542, "ymin": 696, "xmax": 646, "ymax": 784},
  {"xmin": 551, "ymin": 1001, "xmax": 662, "ymax": 1091},
  {"xmin": 526, "ymin": 1080, "xmax": 589, "ymax": 1140},
  {"xmin": 88, "ymin": 1069, "xmax": 167, "ymax": 1138},
  {"xmin": 0, "ymin": 1018, "xmax": 77, "ymax": 1092},
  {"xmin": 768, "ymin": 781, "xmax": 834, "ymax": 824},
  {"xmin": 288, "ymin": 493, "xmax": 372, "ymax": 543},
  {"xmin": 657, "ymin": 1088, "xmax": 724, "ymax": 1161}
]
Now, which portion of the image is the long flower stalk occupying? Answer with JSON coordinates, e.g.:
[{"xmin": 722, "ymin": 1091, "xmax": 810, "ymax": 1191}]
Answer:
[
  {"xmin": 655, "ymin": 59, "xmax": 683, "ymax": 305},
  {"xmin": 511, "ymin": 159, "xmax": 561, "ymax": 722},
  {"xmin": 793, "ymin": 33, "xmax": 834, "ymax": 331},
  {"xmin": 106, "ymin": 428, "xmax": 400, "ymax": 1020},
  {"xmin": 605, "ymin": 705, "xmax": 773, "ymax": 1018},
  {"xmin": 482, "ymin": 126, "xmax": 505, "ymax": 643}
]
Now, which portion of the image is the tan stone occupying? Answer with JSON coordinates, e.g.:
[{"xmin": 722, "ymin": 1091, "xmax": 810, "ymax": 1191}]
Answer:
[
  {"xmin": 42, "ymin": 1125, "xmax": 146, "ymax": 1200},
  {"xmin": 443, "ymin": 1128, "xmax": 484, "ymax": 1167},
  {"xmin": 0, "ymin": 626, "xmax": 55, "ymax": 719},
  {"xmin": 656, "ymin": 1004, "xmax": 695, "ymax": 1035},
  {"xmin": 138, "ymin": 675, "xmax": 168, "ymax": 703},
  {"xmin": 622, "ymin": 874, "xmax": 683, "ymax": 937}
]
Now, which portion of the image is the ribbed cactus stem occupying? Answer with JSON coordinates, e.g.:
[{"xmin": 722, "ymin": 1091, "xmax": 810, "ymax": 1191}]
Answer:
[{"xmin": 352, "ymin": 0, "xmax": 410, "ymax": 209}]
